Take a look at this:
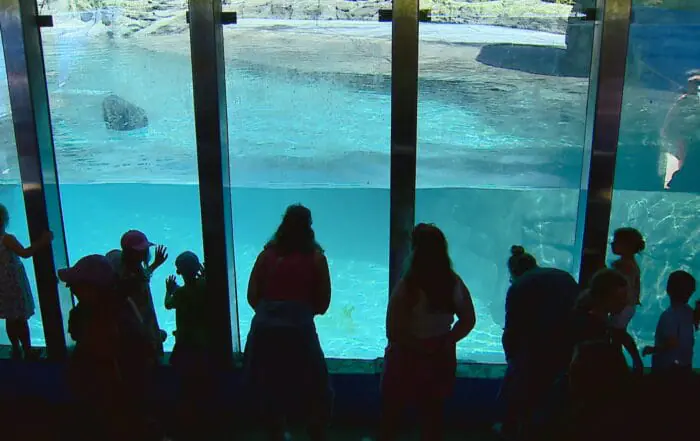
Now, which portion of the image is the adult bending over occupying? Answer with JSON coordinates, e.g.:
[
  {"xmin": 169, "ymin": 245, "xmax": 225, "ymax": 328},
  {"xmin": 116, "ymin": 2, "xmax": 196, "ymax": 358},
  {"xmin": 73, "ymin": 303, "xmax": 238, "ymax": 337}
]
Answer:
[
  {"xmin": 243, "ymin": 204, "xmax": 332, "ymax": 441},
  {"xmin": 499, "ymin": 246, "xmax": 579, "ymax": 441},
  {"xmin": 380, "ymin": 224, "xmax": 476, "ymax": 441}
]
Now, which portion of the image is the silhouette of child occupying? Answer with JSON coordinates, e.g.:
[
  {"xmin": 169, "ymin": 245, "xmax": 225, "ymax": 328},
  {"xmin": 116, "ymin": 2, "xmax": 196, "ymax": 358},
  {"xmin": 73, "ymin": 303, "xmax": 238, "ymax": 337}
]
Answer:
[
  {"xmin": 642, "ymin": 270, "xmax": 697, "ymax": 440},
  {"xmin": 165, "ymin": 251, "xmax": 212, "ymax": 437},
  {"xmin": 609, "ymin": 227, "xmax": 645, "ymax": 329},
  {"xmin": 0, "ymin": 203, "xmax": 52, "ymax": 360},
  {"xmin": 117, "ymin": 230, "xmax": 168, "ymax": 356},
  {"xmin": 61, "ymin": 254, "xmax": 157, "ymax": 441},
  {"xmin": 642, "ymin": 270, "xmax": 696, "ymax": 372},
  {"xmin": 568, "ymin": 269, "xmax": 635, "ymax": 441},
  {"xmin": 164, "ymin": 251, "xmax": 208, "ymax": 365}
]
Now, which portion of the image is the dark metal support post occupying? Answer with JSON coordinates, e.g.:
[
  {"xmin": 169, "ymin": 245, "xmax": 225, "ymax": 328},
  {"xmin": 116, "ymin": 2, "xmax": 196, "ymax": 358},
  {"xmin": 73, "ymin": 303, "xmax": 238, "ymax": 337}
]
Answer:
[
  {"xmin": 389, "ymin": 0, "xmax": 419, "ymax": 293},
  {"xmin": 188, "ymin": 0, "xmax": 237, "ymax": 362},
  {"xmin": 1, "ymin": 0, "xmax": 71, "ymax": 358},
  {"xmin": 572, "ymin": 0, "xmax": 604, "ymax": 280},
  {"xmin": 578, "ymin": 0, "xmax": 633, "ymax": 286}
]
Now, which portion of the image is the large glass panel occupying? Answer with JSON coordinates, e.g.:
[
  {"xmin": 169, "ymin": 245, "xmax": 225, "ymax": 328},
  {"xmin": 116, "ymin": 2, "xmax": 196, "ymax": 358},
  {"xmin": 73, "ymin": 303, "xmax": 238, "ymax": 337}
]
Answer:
[
  {"xmin": 0, "ymin": 32, "xmax": 43, "ymax": 346},
  {"xmin": 610, "ymin": 1, "xmax": 700, "ymax": 366},
  {"xmin": 38, "ymin": 0, "xmax": 201, "ymax": 350},
  {"xmin": 416, "ymin": 5, "xmax": 596, "ymax": 362},
  {"xmin": 224, "ymin": 14, "xmax": 391, "ymax": 358}
]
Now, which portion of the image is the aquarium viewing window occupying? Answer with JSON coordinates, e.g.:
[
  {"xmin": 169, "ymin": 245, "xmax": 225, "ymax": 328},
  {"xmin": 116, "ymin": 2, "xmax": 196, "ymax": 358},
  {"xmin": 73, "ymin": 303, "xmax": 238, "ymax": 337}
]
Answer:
[{"xmin": 1, "ymin": 0, "xmax": 699, "ymax": 367}]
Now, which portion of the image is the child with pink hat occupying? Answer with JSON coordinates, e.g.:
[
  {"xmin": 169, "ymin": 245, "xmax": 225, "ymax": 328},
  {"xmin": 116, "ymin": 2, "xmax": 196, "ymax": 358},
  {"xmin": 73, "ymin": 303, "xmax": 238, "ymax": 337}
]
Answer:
[{"xmin": 116, "ymin": 229, "xmax": 169, "ymax": 356}]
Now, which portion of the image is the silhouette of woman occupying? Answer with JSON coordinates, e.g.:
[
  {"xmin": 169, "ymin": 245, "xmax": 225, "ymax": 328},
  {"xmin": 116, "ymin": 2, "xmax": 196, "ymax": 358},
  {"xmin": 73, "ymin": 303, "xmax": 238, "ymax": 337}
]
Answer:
[
  {"xmin": 242, "ymin": 204, "xmax": 332, "ymax": 441},
  {"xmin": 380, "ymin": 224, "xmax": 476, "ymax": 441}
]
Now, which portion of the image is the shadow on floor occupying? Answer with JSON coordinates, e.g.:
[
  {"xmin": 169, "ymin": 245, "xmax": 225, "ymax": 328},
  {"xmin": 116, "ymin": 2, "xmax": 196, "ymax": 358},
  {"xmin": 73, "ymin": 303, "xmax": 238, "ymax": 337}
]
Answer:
[{"xmin": 477, "ymin": 44, "xmax": 589, "ymax": 78}]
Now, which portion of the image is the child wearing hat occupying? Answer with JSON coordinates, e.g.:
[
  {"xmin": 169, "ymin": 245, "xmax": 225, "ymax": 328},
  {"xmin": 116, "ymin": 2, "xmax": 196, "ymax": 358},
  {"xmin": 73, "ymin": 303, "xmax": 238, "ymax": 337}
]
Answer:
[
  {"xmin": 165, "ymin": 251, "xmax": 208, "ymax": 362},
  {"xmin": 165, "ymin": 251, "xmax": 212, "ymax": 437},
  {"xmin": 61, "ymin": 254, "xmax": 157, "ymax": 441},
  {"xmin": 117, "ymin": 230, "xmax": 169, "ymax": 356}
]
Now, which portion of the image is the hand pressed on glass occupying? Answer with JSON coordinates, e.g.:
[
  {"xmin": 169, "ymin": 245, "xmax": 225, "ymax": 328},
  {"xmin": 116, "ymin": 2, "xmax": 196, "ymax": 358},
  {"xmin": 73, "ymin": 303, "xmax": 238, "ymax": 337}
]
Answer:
[
  {"xmin": 165, "ymin": 275, "xmax": 178, "ymax": 293},
  {"xmin": 153, "ymin": 245, "xmax": 169, "ymax": 268}
]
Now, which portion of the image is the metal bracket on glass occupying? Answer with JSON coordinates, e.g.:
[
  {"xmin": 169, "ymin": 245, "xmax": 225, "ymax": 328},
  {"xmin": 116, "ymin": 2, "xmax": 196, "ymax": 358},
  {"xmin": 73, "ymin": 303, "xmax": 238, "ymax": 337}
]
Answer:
[
  {"xmin": 583, "ymin": 8, "xmax": 597, "ymax": 21},
  {"xmin": 186, "ymin": 11, "xmax": 237, "ymax": 24},
  {"xmin": 572, "ymin": 8, "xmax": 598, "ymax": 22},
  {"xmin": 36, "ymin": 15, "xmax": 53, "ymax": 28},
  {"xmin": 571, "ymin": 8, "xmax": 598, "ymax": 21},
  {"xmin": 378, "ymin": 9, "xmax": 431, "ymax": 22}
]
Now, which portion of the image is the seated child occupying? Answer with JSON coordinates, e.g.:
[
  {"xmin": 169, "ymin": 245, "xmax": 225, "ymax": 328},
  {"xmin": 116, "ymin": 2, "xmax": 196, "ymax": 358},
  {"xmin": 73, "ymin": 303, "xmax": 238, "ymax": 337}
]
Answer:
[{"xmin": 642, "ymin": 270, "xmax": 696, "ymax": 373}]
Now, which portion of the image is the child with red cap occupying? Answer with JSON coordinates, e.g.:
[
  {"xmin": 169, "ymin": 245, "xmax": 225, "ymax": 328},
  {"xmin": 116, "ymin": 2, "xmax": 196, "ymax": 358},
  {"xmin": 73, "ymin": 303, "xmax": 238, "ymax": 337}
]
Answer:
[{"xmin": 116, "ymin": 230, "xmax": 169, "ymax": 356}]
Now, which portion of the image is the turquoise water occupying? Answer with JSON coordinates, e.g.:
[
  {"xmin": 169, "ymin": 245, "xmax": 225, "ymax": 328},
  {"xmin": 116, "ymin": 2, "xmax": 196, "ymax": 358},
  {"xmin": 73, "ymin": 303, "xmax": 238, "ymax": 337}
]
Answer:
[
  {"xmin": 2, "ymin": 19, "xmax": 699, "ymax": 365},
  {"xmin": 0, "ymin": 183, "xmax": 580, "ymax": 362}
]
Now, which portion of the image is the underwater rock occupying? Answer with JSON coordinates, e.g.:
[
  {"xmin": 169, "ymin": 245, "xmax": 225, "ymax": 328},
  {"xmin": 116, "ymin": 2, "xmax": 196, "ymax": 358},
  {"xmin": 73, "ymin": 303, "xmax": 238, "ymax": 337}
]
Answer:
[{"xmin": 101, "ymin": 94, "xmax": 148, "ymax": 131}]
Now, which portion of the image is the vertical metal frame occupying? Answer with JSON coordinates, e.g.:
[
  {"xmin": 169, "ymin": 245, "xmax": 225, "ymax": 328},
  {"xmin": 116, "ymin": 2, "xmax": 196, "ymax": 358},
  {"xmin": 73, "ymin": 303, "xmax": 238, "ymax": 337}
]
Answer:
[
  {"xmin": 578, "ymin": 0, "xmax": 633, "ymax": 286},
  {"xmin": 572, "ymin": 0, "xmax": 605, "ymax": 279},
  {"xmin": 188, "ymin": 0, "xmax": 238, "ymax": 362},
  {"xmin": 389, "ymin": 0, "xmax": 419, "ymax": 293},
  {"xmin": 1, "ymin": 0, "xmax": 71, "ymax": 358}
]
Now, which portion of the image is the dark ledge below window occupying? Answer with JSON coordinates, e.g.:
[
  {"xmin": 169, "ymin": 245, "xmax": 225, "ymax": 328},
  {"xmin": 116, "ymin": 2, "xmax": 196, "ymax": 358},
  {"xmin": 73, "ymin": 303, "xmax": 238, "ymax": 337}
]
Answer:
[{"xmin": 0, "ymin": 344, "xmax": 507, "ymax": 378}]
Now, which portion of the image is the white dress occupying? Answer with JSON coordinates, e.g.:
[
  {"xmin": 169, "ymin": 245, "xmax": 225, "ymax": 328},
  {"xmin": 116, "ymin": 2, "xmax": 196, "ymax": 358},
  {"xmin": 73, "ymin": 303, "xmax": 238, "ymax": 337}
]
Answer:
[
  {"xmin": 0, "ymin": 235, "xmax": 35, "ymax": 320},
  {"xmin": 610, "ymin": 260, "xmax": 640, "ymax": 329}
]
